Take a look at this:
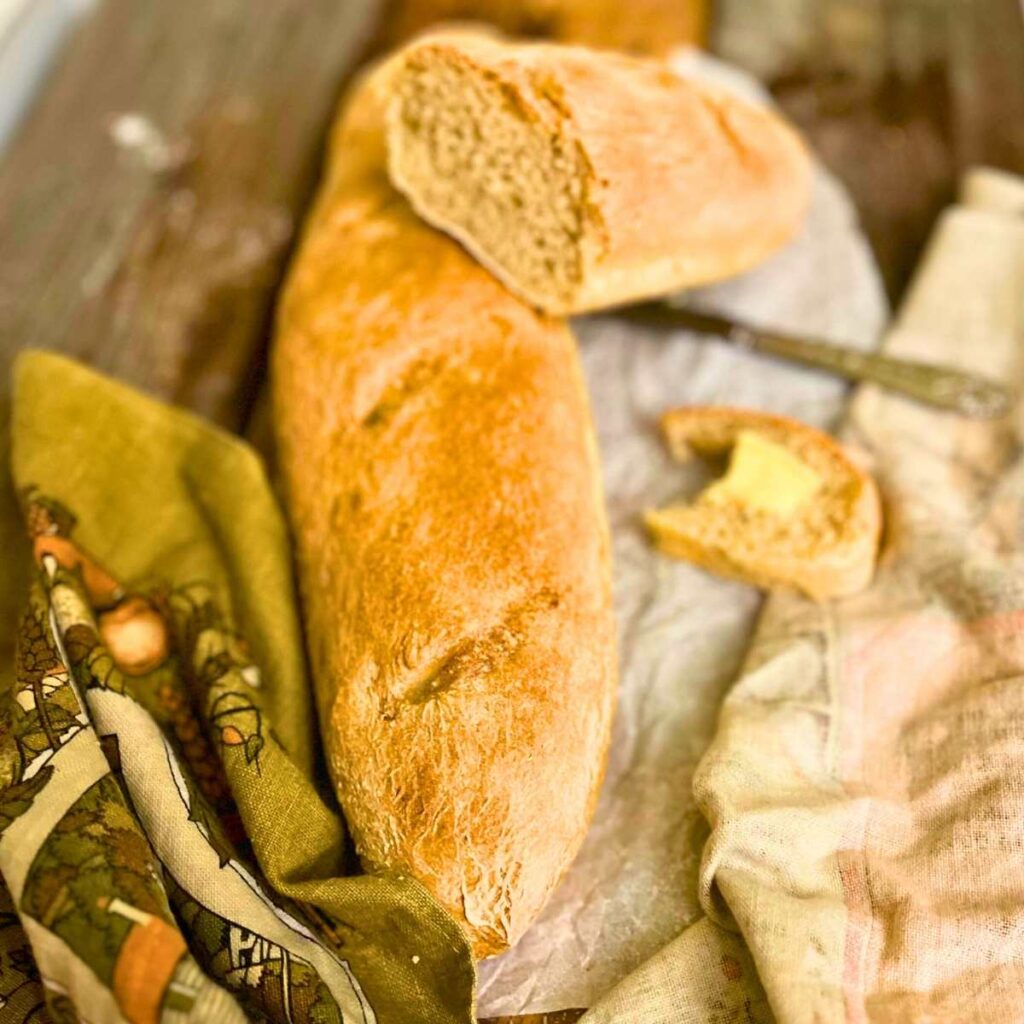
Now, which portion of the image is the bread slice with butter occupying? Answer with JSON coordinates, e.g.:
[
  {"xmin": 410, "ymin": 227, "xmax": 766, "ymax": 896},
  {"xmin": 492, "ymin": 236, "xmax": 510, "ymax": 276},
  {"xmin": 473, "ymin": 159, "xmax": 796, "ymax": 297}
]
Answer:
[{"xmin": 645, "ymin": 407, "xmax": 881, "ymax": 599}]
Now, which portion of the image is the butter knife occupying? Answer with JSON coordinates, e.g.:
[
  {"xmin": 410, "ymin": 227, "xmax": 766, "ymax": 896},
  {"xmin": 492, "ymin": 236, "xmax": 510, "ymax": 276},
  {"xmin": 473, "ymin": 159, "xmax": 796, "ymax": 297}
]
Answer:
[{"xmin": 620, "ymin": 303, "xmax": 1015, "ymax": 420}]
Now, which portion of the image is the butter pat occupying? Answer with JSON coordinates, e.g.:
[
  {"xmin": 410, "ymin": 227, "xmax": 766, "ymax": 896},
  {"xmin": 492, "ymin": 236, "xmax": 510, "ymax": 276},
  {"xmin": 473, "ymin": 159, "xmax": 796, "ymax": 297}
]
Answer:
[{"xmin": 699, "ymin": 430, "xmax": 821, "ymax": 516}]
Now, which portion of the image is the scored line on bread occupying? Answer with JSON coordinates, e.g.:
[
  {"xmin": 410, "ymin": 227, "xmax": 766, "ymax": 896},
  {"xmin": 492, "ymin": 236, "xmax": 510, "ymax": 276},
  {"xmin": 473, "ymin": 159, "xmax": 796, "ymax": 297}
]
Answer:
[{"xmin": 272, "ymin": 41, "xmax": 617, "ymax": 959}]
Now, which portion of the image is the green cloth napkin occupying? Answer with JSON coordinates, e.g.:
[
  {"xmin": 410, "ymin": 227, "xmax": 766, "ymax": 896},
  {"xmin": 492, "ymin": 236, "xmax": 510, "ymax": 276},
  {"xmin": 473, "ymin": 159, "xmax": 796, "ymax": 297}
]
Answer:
[{"xmin": 0, "ymin": 351, "xmax": 475, "ymax": 1023}]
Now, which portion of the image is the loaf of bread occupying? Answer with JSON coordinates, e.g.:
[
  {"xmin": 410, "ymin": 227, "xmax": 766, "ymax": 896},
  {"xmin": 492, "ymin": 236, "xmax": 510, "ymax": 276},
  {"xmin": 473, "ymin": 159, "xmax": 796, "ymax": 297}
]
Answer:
[
  {"xmin": 271, "ymin": 48, "xmax": 617, "ymax": 958},
  {"xmin": 386, "ymin": 34, "xmax": 812, "ymax": 315},
  {"xmin": 379, "ymin": 0, "xmax": 709, "ymax": 57},
  {"xmin": 645, "ymin": 407, "xmax": 881, "ymax": 600}
]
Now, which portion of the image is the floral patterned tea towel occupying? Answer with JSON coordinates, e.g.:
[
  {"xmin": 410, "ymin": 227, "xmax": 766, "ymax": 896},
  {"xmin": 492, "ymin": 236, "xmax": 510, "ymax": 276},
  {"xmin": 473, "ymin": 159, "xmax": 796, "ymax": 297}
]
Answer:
[{"xmin": 0, "ymin": 351, "xmax": 476, "ymax": 1024}]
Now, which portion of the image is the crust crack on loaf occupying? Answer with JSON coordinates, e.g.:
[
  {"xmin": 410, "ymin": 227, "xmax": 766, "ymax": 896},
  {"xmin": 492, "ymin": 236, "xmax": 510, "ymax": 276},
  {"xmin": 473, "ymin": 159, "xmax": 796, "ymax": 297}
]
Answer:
[
  {"xmin": 387, "ymin": 33, "xmax": 812, "ymax": 314},
  {"xmin": 271, "ymin": 44, "xmax": 617, "ymax": 959}
]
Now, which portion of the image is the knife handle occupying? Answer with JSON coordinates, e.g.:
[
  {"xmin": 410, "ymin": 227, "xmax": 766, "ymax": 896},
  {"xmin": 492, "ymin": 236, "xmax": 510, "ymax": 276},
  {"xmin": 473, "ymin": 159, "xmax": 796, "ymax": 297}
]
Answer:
[
  {"xmin": 624, "ymin": 305, "xmax": 1015, "ymax": 420},
  {"xmin": 740, "ymin": 325, "xmax": 1013, "ymax": 419}
]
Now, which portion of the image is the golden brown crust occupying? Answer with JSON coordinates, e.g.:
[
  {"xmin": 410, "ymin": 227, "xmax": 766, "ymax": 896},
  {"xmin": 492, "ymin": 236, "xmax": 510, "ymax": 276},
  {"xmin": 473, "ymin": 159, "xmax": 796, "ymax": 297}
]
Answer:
[
  {"xmin": 387, "ymin": 35, "xmax": 812, "ymax": 314},
  {"xmin": 271, "ymin": 51, "xmax": 617, "ymax": 958},
  {"xmin": 646, "ymin": 406, "xmax": 882, "ymax": 600}
]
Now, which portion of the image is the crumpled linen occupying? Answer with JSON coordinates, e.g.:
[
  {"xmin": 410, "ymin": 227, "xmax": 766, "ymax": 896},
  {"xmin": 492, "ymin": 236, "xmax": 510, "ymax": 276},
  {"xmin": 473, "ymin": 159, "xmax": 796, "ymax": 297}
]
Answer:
[
  {"xmin": 578, "ymin": 171, "xmax": 1024, "ymax": 1023},
  {"xmin": 0, "ymin": 353, "xmax": 476, "ymax": 1024}
]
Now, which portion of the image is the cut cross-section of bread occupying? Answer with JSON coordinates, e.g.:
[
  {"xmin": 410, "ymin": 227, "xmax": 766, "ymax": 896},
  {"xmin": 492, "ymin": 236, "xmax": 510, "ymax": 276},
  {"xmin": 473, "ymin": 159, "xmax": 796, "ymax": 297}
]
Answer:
[
  {"xmin": 386, "ymin": 33, "xmax": 812, "ymax": 314},
  {"xmin": 645, "ymin": 407, "xmax": 881, "ymax": 600}
]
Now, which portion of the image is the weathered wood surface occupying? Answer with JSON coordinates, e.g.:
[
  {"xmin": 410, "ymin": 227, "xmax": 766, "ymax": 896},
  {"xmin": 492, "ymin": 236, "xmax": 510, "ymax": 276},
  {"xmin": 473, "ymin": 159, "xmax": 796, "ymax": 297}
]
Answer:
[
  {"xmin": 0, "ymin": 0, "xmax": 381, "ymax": 692},
  {"xmin": 0, "ymin": 0, "xmax": 381, "ymax": 425},
  {"xmin": 716, "ymin": 0, "xmax": 1024, "ymax": 301}
]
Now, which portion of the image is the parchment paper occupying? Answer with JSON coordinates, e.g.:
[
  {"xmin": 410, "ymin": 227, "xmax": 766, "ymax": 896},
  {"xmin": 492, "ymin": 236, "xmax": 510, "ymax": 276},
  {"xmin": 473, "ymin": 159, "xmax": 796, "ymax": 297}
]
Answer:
[{"xmin": 476, "ymin": 50, "xmax": 889, "ymax": 1017}]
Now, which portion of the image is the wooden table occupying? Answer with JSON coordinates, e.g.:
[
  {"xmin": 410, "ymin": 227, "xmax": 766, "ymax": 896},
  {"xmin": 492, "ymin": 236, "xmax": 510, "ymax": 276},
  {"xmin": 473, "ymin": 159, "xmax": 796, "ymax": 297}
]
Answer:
[
  {"xmin": 717, "ymin": 0, "xmax": 1024, "ymax": 302},
  {"xmin": 0, "ymin": 3, "xmax": 1021, "ymax": 1022}
]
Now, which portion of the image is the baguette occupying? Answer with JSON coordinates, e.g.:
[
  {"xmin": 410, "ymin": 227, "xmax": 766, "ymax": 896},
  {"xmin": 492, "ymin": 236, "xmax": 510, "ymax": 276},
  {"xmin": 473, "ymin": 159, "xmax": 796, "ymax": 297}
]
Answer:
[
  {"xmin": 386, "ymin": 34, "xmax": 812, "ymax": 314},
  {"xmin": 379, "ymin": 0, "xmax": 709, "ymax": 56},
  {"xmin": 271, "ymin": 48, "xmax": 617, "ymax": 958}
]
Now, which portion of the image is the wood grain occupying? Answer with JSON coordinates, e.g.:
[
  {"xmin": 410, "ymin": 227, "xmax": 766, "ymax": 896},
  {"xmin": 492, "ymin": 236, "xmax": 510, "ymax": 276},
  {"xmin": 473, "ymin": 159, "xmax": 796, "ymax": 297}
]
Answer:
[
  {"xmin": 716, "ymin": 0, "xmax": 1024, "ymax": 301},
  {"xmin": 0, "ymin": 0, "xmax": 381, "ymax": 425},
  {"xmin": 0, "ymin": 0, "xmax": 382, "ymax": 703}
]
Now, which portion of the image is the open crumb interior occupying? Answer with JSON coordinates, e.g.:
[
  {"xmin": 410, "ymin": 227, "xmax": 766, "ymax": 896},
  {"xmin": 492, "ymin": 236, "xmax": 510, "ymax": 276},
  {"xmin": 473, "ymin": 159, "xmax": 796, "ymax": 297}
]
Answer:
[{"xmin": 392, "ymin": 54, "xmax": 589, "ymax": 307}]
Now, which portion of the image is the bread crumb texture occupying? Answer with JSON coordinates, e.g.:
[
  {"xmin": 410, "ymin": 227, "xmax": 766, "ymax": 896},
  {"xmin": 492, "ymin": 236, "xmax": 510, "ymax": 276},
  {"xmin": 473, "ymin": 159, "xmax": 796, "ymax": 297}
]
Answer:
[
  {"xmin": 387, "ymin": 34, "xmax": 812, "ymax": 313},
  {"xmin": 645, "ymin": 407, "xmax": 881, "ymax": 600}
]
